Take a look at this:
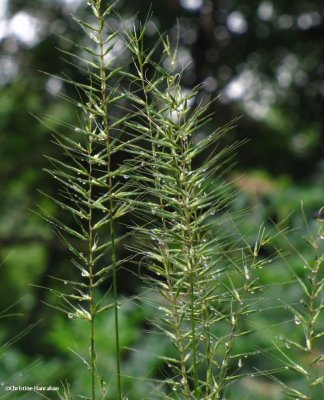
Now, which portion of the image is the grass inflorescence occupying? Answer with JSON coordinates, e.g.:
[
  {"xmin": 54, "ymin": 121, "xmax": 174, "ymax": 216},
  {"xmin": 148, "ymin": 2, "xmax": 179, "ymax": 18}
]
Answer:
[{"xmin": 37, "ymin": 1, "xmax": 323, "ymax": 399}]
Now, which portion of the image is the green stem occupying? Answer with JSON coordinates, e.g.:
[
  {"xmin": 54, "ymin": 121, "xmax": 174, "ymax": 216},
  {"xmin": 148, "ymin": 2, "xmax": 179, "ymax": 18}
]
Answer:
[
  {"xmin": 164, "ymin": 258, "xmax": 192, "ymax": 397},
  {"xmin": 96, "ymin": 5, "xmax": 122, "ymax": 399},
  {"xmin": 189, "ymin": 274, "xmax": 198, "ymax": 395},
  {"xmin": 215, "ymin": 267, "xmax": 251, "ymax": 399},
  {"xmin": 305, "ymin": 250, "xmax": 321, "ymax": 399},
  {"xmin": 110, "ymin": 197, "xmax": 121, "ymax": 399},
  {"xmin": 180, "ymin": 132, "xmax": 198, "ymax": 396},
  {"xmin": 88, "ymin": 136, "xmax": 96, "ymax": 400},
  {"xmin": 193, "ymin": 204, "xmax": 212, "ymax": 395}
]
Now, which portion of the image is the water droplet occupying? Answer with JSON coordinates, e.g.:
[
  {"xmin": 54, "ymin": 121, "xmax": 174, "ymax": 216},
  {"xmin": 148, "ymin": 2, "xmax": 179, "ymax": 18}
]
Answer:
[
  {"xmin": 81, "ymin": 270, "xmax": 90, "ymax": 277},
  {"xmin": 238, "ymin": 358, "xmax": 242, "ymax": 368},
  {"xmin": 68, "ymin": 313, "xmax": 73, "ymax": 319},
  {"xmin": 123, "ymin": 175, "xmax": 129, "ymax": 179},
  {"xmin": 75, "ymin": 127, "xmax": 80, "ymax": 132},
  {"xmin": 294, "ymin": 315, "xmax": 301, "ymax": 325},
  {"xmin": 64, "ymin": 281, "xmax": 67, "ymax": 285},
  {"xmin": 244, "ymin": 264, "xmax": 250, "ymax": 280},
  {"xmin": 306, "ymin": 338, "xmax": 311, "ymax": 350},
  {"xmin": 91, "ymin": 242, "xmax": 97, "ymax": 251},
  {"xmin": 285, "ymin": 342, "xmax": 291, "ymax": 349}
]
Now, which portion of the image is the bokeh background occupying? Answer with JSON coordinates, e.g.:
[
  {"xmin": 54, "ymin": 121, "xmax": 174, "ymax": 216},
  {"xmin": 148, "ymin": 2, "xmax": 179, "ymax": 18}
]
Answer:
[{"xmin": 0, "ymin": 0, "xmax": 323, "ymax": 398}]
